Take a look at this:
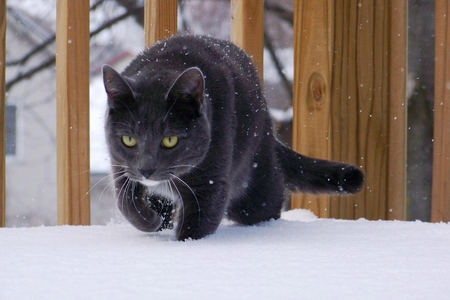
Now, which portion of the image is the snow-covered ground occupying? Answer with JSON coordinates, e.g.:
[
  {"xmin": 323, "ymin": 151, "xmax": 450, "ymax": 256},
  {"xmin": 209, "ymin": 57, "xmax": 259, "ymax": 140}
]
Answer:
[{"xmin": 1, "ymin": 209, "xmax": 450, "ymax": 299}]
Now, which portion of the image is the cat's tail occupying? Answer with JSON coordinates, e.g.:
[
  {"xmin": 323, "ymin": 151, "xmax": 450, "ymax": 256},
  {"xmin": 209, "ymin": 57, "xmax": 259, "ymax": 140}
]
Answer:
[{"xmin": 275, "ymin": 141, "xmax": 364, "ymax": 194}]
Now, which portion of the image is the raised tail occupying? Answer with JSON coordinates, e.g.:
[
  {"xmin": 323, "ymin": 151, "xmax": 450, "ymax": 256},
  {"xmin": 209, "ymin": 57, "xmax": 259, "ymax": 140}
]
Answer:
[{"xmin": 275, "ymin": 141, "xmax": 364, "ymax": 194}]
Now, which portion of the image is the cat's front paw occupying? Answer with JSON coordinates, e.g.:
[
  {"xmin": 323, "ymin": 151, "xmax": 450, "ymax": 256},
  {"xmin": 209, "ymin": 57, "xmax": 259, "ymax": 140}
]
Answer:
[
  {"xmin": 118, "ymin": 202, "xmax": 163, "ymax": 232},
  {"xmin": 128, "ymin": 210, "xmax": 163, "ymax": 232}
]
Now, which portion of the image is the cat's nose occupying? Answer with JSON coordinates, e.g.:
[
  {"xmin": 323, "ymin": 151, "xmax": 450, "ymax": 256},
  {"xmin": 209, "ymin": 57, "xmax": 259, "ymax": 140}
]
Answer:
[{"xmin": 138, "ymin": 168, "xmax": 156, "ymax": 179}]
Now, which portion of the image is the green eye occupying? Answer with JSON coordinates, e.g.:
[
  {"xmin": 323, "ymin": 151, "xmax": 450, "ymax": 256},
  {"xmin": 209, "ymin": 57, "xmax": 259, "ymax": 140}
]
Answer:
[
  {"xmin": 161, "ymin": 136, "xmax": 179, "ymax": 148},
  {"xmin": 122, "ymin": 135, "xmax": 137, "ymax": 147}
]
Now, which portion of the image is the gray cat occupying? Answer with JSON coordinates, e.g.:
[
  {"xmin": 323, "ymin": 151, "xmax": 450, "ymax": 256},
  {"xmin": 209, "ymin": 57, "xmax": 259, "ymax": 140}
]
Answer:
[{"xmin": 102, "ymin": 35, "xmax": 364, "ymax": 240}]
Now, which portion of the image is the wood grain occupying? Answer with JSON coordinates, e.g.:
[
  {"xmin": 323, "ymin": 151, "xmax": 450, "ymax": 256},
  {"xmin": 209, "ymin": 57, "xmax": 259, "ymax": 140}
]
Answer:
[
  {"xmin": 291, "ymin": 0, "xmax": 407, "ymax": 220},
  {"xmin": 56, "ymin": 0, "xmax": 91, "ymax": 225},
  {"xmin": 230, "ymin": 0, "xmax": 264, "ymax": 78},
  {"xmin": 144, "ymin": 0, "xmax": 178, "ymax": 47},
  {"xmin": 432, "ymin": 0, "xmax": 450, "ymax": 222},
  {"xmin": 0, "ymin": 2, "xmax": 6, "ymax": 227},
  {"xmin": 387, "ymin": 0, "xmax": 407, "ymax": 220},
  {"xmin": 291, "ymin": 0, "xmax": 333, "ymax": 218}
]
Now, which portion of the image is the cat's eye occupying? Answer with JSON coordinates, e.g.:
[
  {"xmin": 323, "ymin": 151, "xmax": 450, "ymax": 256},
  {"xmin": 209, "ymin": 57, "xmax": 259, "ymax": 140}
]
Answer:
[
  {"xmin": 122, "ymin": 135, "xmax": 137, "ymax": 147},
  {"xmin": 161, "ymin": 136, "xmax": 179, "ymax": 148}
]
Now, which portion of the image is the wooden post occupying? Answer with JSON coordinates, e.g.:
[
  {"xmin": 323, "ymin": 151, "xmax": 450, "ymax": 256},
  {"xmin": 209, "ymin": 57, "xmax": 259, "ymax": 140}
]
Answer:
[
  {"xmin": 292, "ymin": 0, "xmax": 407, "ymax": 220},
  {"xmin": 0, "ymin": 2, "xmax": 6, "ymax": 227},
  {"xmin": 387, "ymin": 0, "xmax": 407, "ymax": 220},
  {"xmin": 330, "ymin": 0, "xmax": 407, "ymax": 220},
  {"xmin": 56, "ymin": 0, "xmax": 91, "ymax": 225},
  {"xmin": 230, "ymin": 0, "xmax": 264, "ymax": 78},
  {"xmin": 291, "ymin": 0, "xmax": 333, "ymax": 218},
  {"xmin": 144, "ymin": 0, "xmax": 178, "ymax": 47},
  {"xmin": 432, "ymin": 0, "xmax": 450, "ymax": 222}
]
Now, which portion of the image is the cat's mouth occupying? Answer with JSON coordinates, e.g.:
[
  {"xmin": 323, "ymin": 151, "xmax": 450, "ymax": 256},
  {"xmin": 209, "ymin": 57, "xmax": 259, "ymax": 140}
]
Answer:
[
  {"xmin": 126, "ymin": 165, "xmax": 194, "ymax": 188},
  {"xmin": 140, "ymin": 179, "xmax": 162, "ymax": 187},
  {"xmin": 124, "ymin": 170, "xmax": 167, "ymax": 187}
]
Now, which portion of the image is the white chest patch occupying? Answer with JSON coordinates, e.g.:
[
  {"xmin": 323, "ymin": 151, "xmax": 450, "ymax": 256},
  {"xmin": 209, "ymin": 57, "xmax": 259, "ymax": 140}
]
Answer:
[
  {"xmin": 141, "ymin": 179, "xmax": 161, "ymax": 187},
  {"xmin": 140, "ymin": 179, "xmax": 180, "ymax": 202}
]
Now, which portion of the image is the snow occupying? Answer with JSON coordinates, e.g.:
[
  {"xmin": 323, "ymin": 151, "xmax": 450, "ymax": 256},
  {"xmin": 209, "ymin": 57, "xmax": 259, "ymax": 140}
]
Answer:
[
  {"xmin": 269, "ymin": 106, "xmax": 293, "ymax": 123},
  {"xmin": 2, "ymin": 209, "xmax": 450, "ymax": 299},
  {"xmin": 89, "ymin": 75, "xmax": 110, "ymax": 174}
]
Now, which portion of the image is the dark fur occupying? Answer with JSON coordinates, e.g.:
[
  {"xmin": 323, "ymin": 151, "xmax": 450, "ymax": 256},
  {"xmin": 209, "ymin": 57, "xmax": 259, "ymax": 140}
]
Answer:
[{"xmin": 102, "ymin": 35, "xmax": 364, "ymax": 240}]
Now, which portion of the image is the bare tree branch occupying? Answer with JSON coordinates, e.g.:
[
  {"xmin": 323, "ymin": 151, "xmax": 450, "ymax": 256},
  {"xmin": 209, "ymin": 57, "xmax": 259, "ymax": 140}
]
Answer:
[
  {"xmin": 6, "ymin": 0, "xmax": 294, "ymax": 95},
  {"xmin": 6, "ymin": 35, "xmax": 55, "ymax": 67},
  {"xmin": 265, "ymin": 1, "xmax": 293, "ymax": 25},
  {"xmin": 264, "ymin": 30, "xmax": 293, "ymax": 102},
  {"xmin": 6, "ymin": 57, "xmax": 55, "ymax": 91},
  {"xmin": 6, "ymin": 0, "xmax": 106, "ymax": 67},
  {"xmin": 6, "ymin": 4, "xmax": 143, "ymax": 92}
]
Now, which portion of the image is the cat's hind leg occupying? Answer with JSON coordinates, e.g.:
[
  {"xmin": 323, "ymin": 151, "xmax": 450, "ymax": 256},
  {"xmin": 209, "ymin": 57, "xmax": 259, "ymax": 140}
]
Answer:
[{"xmin": 226, "ymin": 165, "xmax": 286, "ymax": 226}]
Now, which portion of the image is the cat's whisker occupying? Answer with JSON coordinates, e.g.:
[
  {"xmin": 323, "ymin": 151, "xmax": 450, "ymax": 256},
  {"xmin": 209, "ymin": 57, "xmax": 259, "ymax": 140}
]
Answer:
[
  {"xmin": 170, "ymin": 174, "xmax": 201, "ymax": 226},
  {"xmin": 164, "ymin": 181, "xmax": 174, "ymax": 228},
  {"xmin": 78, "ymin": 167, "xmax": 126, "ymax": 206},
  {"xmin": 117, "ymin": 177, "xmax": 131, "ymax": 215},
  {"xmin": 94, "ymin": 172, "xmax": 125, "ymax": 204},
  {"xmin": 169, "ymin": 178, "xmax": 184, "ymax": 232},
  {"xmin": 130, "ymin": 180, "xmax": 146, "ymax": 222},
  {"xmin": 163, "ymin": 180, "xmax": 177, "ymax": 229},
  {"xmin": 78, "ymin": 172, "xmax": 111, "ymax": 203},
  {"xmin": 97, "ymin": 175, "xmax": 121, "ymax": 208},
  {"xmin": 89, "ymin": 169, "xmax": 122, "ymax": 193}
]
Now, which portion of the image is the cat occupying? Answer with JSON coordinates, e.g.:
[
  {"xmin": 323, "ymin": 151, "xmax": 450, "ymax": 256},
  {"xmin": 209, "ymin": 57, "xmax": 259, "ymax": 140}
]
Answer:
[{"xmin": 102, "ymin": 35, "xmax": 364, "ymax": 241}]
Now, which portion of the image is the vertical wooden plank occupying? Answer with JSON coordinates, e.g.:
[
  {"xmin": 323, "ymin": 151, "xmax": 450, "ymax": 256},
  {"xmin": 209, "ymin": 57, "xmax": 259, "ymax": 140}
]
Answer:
[
  {"xmin": 144, "ymin": 0, "xmax": 178, "ymax": 47},
  {"xmin": 387, "ymin": 0, "xmax": 407, "ymax": 220},
  {"xmin": 56, "ymin": 0, "xmax": 91, "ymax": 225},
  {"xmin": 0, "ymin": 1, "xmax": 6, "ymax": 227},
  {"xmin": 329, "ymin": 0, "xmax": 363, "ymax": 219},
  {"xmin": 432, "ymin": 0, "xmax": 450, "ymax": 222},
  {"xmin": 329, "ymin": 0, "xmax": 407, "ymax": 220},
  {"xmin": 291, "ymin": 0, "xmax": 333, "ymax": 218},
  {"xmin": 230, "ymin": 0, "xmax": 264, "ymax": 78},
  {"xmin": 292, "ymin": 0, "xmax": 407, "ymax": 221}
]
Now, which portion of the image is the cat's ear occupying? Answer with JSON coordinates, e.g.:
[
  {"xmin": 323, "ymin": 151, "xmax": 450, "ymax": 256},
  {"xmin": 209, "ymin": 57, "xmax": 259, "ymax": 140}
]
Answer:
[
  {"xmin": 102, "ymin": 65, "xmax": 135, "ymax": 108},
  {"xmin": 168, "ymin": 67, "xmax": 205, "ymax": 106}
]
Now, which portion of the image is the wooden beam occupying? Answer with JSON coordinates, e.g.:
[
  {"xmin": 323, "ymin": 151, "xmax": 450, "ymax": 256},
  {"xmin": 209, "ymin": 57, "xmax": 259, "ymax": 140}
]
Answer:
[
  {"xmin": 291, "ymin": 0, "xmax": 333, "ymax": 218},
  {"xmin": 56, "ymin": 0, "xmax": 91, "ymax": 225},
  {"xmin": 291, "ymin": 0, "xmax": 407, "ymax": 221},
  {"xmin": 230, "ymin": 0, "xmax": 264, "ymax": 78},
  {"xmin": 432, "ymin": 0, "xmax": 450, "ymax": 222},
  {"xmin": 144, "ymin": 0, "xmax": 178, "ymax": 47},
  {"xmin": 0, "ymin": 1, "xmax": 6, "ymax": 227},
  {"xmin": 387, "ymin": 0, "xmax": 407, "ymax": 220}
]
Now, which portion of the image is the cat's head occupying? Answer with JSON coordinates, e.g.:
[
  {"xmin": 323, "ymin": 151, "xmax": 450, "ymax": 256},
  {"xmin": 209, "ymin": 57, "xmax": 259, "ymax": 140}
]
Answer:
[{"xmin": 102, "ymin": 65, "xmax": 211, "ymax": 187}]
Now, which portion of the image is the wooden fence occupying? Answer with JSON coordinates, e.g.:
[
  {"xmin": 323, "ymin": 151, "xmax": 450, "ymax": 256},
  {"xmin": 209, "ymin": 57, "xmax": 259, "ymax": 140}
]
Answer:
[
  {"xmin": 291, "ymin": 0, "xmax": 408, "ymax": 220},
  {"xmin": 0, "ymin": 0, "xmax": 449, "ymax": 226}
]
